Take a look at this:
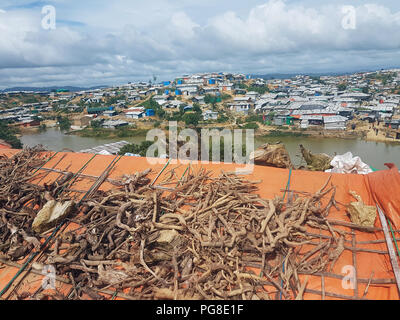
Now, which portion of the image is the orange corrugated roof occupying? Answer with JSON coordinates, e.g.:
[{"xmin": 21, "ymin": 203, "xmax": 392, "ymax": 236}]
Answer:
[
  {"xmin": 0, "ymin": 140, "xmax": 12, "ymax": 149},
  {"xmin": 0, "ymin": 149, "xmax": 399, "ymax": 300}
]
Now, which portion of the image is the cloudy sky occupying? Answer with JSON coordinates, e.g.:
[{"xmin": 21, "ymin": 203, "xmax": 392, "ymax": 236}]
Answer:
[{"xmin": 1, "ymin": 0, "xmax": 400, "ymax": 89}]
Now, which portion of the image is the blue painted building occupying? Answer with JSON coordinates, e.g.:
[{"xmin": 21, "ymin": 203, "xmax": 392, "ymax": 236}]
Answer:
[
  {"xmin": 177, "ymin": 79, "xmax": 183, "ymax": 85},
  {"xmin": 165, "ymin": 90, "xmax": 170, "ymax": 95},
  {"xmin": 163, "ymin": 81, "xmax": 171, "ymax": 86},
  {"xmin": 175, "ymin": 89, "xmax": 182, "ymax": 96},
  {"xmin": 208, "ymin": 79, "xmax": 216, "ymax": 85}
]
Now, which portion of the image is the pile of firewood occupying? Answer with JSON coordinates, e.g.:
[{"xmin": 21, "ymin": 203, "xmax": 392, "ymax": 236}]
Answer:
[
  {"xmin": 0, "ymin": 148, "xmax": 77, "ymax": 261},
  {"xmin": 0, "ymin": 147, "xmax": 51, "ymax": 260},
  {"xmin": 39, "ymin": 166, "xmax": 344, "ymax": 300},
  {"xmin": 0, "ymin": 149, "xmax": 346, "ymax": 300}
]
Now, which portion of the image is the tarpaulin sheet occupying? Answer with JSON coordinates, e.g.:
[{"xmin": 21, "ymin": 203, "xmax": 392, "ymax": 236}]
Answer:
[
  {"xmin": 367, "ymin": 164, "xmax": 400, "ymax": 230},
  {"xmin": 0, "ymin": 149, "xmax": 399, "ymax": 300}
]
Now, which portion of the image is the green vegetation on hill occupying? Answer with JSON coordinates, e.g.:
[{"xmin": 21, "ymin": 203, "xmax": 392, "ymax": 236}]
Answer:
[
  {"xmin": 143, "ymin": 97, "xmax": 166, "ymax": 119},
  {"xmin": 242, "ymin": 122, "xmax": 259, "ymax": 130},
  {"xmin": 366, "ymin": 72, "xmax": 397, "ymax": 85},
  {"xmin": 183, "ymin": 112, "xmax": 201, "ymax": 126},
  {"xmin": 217, "ymin": 112, "xmax": 230, "ymax": 123},
  {"xmin": 245, "ymin": 114, "xmax": 264, "ymax": 124},
  {"xmin": 106, "ymin": 94, "xmax": 127, "ymax": 105},
  {"xmin": 0, "ymin": 121, "xmax": 22, "ymax": 149},
  {"xmin": 165, "ymin": 102, "xmax": 203, "ymax": 126},
  {"xmin": 238, "ymin": 83, "xmax": 269, "ymax": 94},
  {"xmin": 118, "ymin": 141, "xmax": 155, "ymax": 157}
]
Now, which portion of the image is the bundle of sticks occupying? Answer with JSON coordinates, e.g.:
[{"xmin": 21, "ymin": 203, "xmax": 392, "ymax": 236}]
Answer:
[
  {"xmin": 0, "ymin": 148, "xmax": 76, "ymax": 261},
  {"xmin": 0, "ymin": 147, "xmax": 51, "ymax": 260},
  {"xmin": 41, "ymin": 166, "xmax": 345, "ymax": 300}
]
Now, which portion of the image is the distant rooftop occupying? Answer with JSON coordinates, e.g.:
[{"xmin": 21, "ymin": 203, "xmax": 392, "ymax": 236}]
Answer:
[{"xmin": 79, "ymin": 141, "xmax": 130, "ymax": 155}]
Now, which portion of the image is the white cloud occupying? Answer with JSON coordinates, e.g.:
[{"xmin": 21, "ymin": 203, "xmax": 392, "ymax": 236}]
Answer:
[{"xmin": 1, "ymin": 0, "xmax": 400, "ymax": 88}]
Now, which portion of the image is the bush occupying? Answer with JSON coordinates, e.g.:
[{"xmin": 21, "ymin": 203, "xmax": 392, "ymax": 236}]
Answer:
[
  {"xmin": 221, "ymin": 94, "xmax": 232, "ymax": 101},
  {"xmin": 217, "ymin": 113, "xmax": 229, "ymax": 123},
  {"xmin": 91, "ymin": 120, "xmax": 103, "ymax": 128},
  {"xmin": 119, "ymin": 141, "xmax": 156, "ymax": 157},
  {"xmin": 39, "ymin": 124, "xmax": 47, "ymax": 132},
  {"xmin": 57, "ymin": 116, "xmax": 71, "ymax": 131},
  {"xmin": 243, "ymin": 122, "xmax": 259, "ymax": 130},
  {"xmin": 0, "ymin": 121, "xmax": 22, "ymax": 149},
  {"xmin": 245, "ymin": 114, "xmax": 264, "ymax": 124},
  {"xmin": 204, "ymin": 94, "xmax": 219, "ymax": 105},
  {"xmin": 183, "ymin": 113, "xmax": 201, "ymax": 127}
]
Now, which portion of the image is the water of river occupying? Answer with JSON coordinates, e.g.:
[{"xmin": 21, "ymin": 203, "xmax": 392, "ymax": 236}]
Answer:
[
  {"xmin": 20, "ymin": 128, "xmax": 400, "ymax": 170},
  {"xmin": 21, "ymin": 128, "xmax": 145, "ymax": 152}
]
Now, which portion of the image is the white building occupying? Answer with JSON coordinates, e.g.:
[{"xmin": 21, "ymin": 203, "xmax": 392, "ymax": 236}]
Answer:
[
  {"xmin": 203, "ymin": 110, "xmax": 218, "ymax": 121},
  {"xmin": 323, "ymin": 115, "xmax": 348, "ymax": 130},
  {"xmin": 126, "ymin": 111, "xmax": 144, "ymax": 119},
  {"xmin": 102, "ymin": 120, "xmax": 129, "ymax": 129},
  {"xmin": 230, "ymin": 103, "xmax": 251, "ymax": 115}
]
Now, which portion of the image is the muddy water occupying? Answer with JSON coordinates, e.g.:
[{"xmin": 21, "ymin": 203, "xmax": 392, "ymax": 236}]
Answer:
[
  {"xmin": 21, "ymin": 129, "xmax": 400, "ymax": 170},
  {"xmin": 20, "ymin": 128, "xmax": 146, "ymax": 152}
]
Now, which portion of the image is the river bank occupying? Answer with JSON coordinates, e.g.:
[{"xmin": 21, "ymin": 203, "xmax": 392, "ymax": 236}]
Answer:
[
  {"xmin": 256, "ymin": 125, "xmax": 400, "ymax": 144},
  {"xmin": 67, "ymin": 127, "xmax": 149, "ymax": 139}
]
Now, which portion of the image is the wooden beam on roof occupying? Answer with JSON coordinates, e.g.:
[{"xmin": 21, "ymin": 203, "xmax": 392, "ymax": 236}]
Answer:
[{"xmin": 376, "ymin": 204, "xmax": 400, "ymax": 295}]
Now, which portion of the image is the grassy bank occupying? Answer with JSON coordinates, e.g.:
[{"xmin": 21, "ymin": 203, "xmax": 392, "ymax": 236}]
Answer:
[{"xmin": 260, "ymin": 129, "xmax": 309, "ymax": 138}]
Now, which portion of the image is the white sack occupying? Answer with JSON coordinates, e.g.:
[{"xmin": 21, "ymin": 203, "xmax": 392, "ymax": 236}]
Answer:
[{"xmin": 325, "ymin": 152, "xmax": 373, "ymax": 174}]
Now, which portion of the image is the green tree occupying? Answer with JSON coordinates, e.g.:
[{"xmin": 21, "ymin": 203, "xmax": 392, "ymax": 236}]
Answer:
[
  {"xmin": 142, "ymin": 97, "xmax": 160, "ymax": 109},
  {"xmin": 91, "ymin": 120, "xmax": 103, "ymax": 129},
  {"xmin": 192, "ymin": 103, "xmax": 202, "ymax": 114},
  {"xmin": 143, "ymin": 97, "xmax": 166, "ymax": 119},
  {"xmin": 221, "ymin": 93, "xmax": 232, "ymax": 101},
  {"xmin": 183, "ymin": 113, "xmax": 201, "ymax": 127},
  {"xmin": 243, "ymin": 122, "xmax": 259, "ymax": 130},
  {"xmin": 362, "ymin": 86, "xmax": 369, "ymax": 94},
  {"xmin": 217, "ymin": 113, "xmax": 229, "ymax": 123},
  {"xmin": 0, "ymin": 121, "xmax": 22, "ymax": 149},
  {"xmin": 245, "ymin": 114, "xmax": 264, "ymax": 124},
  {"xmin": 57, "ymin": 115, "xmax": 71, "ymax": 131},
  {"xmin": 204, "ymin": 94, "xmax": 218, "ymax": 105},
  {"xmin": 179, "ymin": 104, "xmax": 185, "ymax": 115},
  {"xmin": 39, "ymin": 123, "xmax": 47, "ymax": 132},
  {"xmin": 118, "ymin": 141, "xmax": 156, "ymax": 157}
]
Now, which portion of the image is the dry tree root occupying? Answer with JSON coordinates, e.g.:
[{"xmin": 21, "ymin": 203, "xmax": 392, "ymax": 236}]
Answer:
[
  {"xmin": 0, "ymin": 148, "xmax": 345, "ymax": 300},
  {"xmin": 0, "ymin": 147, "xmax": 56, "ymax": 261},
  {"xmin": 35, "ymin": 167, "xmax": 345, "ymax": 301}
]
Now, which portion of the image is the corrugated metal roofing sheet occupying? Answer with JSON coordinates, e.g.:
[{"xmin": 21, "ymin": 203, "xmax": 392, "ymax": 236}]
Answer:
[{"xmin": 0, "ymin": 149, "xmax": 399, "ymax": 300}]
